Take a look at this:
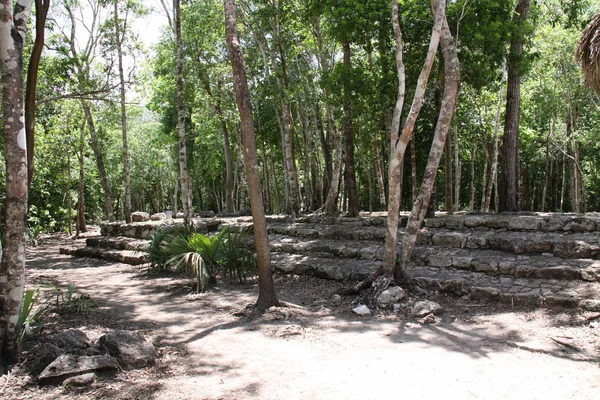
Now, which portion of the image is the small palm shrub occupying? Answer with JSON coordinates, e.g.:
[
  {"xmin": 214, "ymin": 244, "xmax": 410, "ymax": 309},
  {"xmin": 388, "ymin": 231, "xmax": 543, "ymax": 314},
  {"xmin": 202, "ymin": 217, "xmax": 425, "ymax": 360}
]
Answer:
[{"xmin": 148, "ymin": 227, "xmax": 256, "ymax": 292}]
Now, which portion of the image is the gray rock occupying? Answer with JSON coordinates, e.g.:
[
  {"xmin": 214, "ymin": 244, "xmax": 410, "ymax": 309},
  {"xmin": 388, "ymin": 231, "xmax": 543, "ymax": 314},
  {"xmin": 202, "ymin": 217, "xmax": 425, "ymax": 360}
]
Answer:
[
  {"xmin": 131, "ymin": 212, "xmax": 150, "ymax": 222},
  {"xmin": 412, "ymin": 300, "xmax": 443, "ymax": 317},
  {"xmin": 352, "ymin": 305, "xmax": 371, "ymax": 315},
  {"xmin": 38, "ymin": 355, "xmax": 118, "ymax": 385},
  {"xmin": 378, "ymin": 286, "xmax": 406, "ymax": 305},
  {"xmin": 97, "ymin": 330, "xmax": 158, "ymax": 371},
  {"xmin": 150, "ymin": 212, "xmax": 166, "ymax": 221},
  {"xmin": 175, "ymin": 212, "xmax": 185, "ymax": 219},
  {"xmin": 580, "ymin": 299, "xmax": 600, "ymax": 312},
  {"xmin": 53, "ymin": 330, "xmax": 91, "ymax": 353},
  {"xmin": 197, "ymin": 211, "xmax": 215, "ymax": 218},
  {"xmin": 63, "ymin": 372, "xmax": 97, "ymax": 387},
  {"xmin": 31, "ymin": 343, "xmax": 65, "ymax": 376}
]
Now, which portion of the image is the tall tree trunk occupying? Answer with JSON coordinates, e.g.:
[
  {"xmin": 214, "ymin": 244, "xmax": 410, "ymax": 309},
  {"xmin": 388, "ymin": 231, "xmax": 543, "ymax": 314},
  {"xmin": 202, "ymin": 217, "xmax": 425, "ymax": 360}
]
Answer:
[
  {"xmin": 0, "ymin": 0, "xmax": 34, "ymax": 368},
  {"xmin": 469, "ymin": 141, "xmax": 477, "ymax": 212},
  {"xmin": 217, "ymin": 80, "xmax": 235, "ymax": 214},
  {"xmin": 342, "ymin": 41, "xmax": 359, "ymax": 217},
  {"xmin": 500, "ymin": 0, "xmax": 530, "ymax": 212},
  {"xmin": 224, "ymin": 0, "xmax": 279, "ymax": 312},
  {"xmin": 81, "ymin": 102, "xmax": 114, "ymax": 221},
  {"xmin": 410, "ymin": 138, "xmax": 418, "ymax": 203},
  {"xmin": 444, "ymin": 133, "xmax": 453, "ymax": 212},
  {"xmin": 77, "ymin": 123, "xmax": 87, "ymax": 235},
  {"xmin": 313, "ymin": 17, "xmax": 342, "ymax": 215},
  {"xmin": 398, "ymin": 7, "xmax": 460, "ymax": 278},
  {"xmin": 114, "ymin": 1, "xmax": 132, "ymax": 223},
  {"xmin": 373, "ymin": 129, "xmax": 386, "ymax": 209},
  {"xmin": 25, "ymin": 0, "xmax": 50, "ymax": 187},
  {"xmin": 484, "ymin": 71, "xmax": 505, "ymax": 212},
  {"xmin": 174, "ymin": 0, "xmax": 193, "ymax": 225},
  {"xmin": 382, "ymin": 0, "xmax": 444, "ymax": 277},
  {"xmin": 541, "ymin": 122, "xmax": 553, "ymax": 212},
  {"xmin": 454, "ymin": 126, "xmax": 461, "ymax": 211}
]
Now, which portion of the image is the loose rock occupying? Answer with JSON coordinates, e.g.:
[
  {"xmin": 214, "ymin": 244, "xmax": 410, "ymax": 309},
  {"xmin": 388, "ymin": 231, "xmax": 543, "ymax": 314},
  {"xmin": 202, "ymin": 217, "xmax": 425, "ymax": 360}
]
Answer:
[
  {"xmin": 412, "ymin": 300, "xmax": 443, "ymax": 317},
  {"xmin": 131, "ymin": 212, "xmax": 150, "ymax": 222},
  {"xmin": 352, "ymin": 305, "xmax": 371, "ymax": 316},
  {"xmin": 378, "ymin": 286, "xmax": 406, "ymax": 305},
  {"xmin": 38, "ymin": 355, "xmax": 118, "ymax": 385},
  {"xmin": 98, "ymin": 330, "xmax": 158, "ymax": 371}
]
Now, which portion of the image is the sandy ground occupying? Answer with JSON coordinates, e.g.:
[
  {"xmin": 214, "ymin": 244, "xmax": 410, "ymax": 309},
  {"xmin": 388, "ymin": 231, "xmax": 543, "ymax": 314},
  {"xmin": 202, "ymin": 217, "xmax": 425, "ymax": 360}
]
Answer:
[{"xmin": 2, "ymin": 235, "xmax": 600, "ymax": 399}]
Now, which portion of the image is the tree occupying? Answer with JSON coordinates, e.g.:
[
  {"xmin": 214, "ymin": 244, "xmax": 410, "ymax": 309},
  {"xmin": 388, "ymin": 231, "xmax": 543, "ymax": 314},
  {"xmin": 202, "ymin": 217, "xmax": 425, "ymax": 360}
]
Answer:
[
  {"xmin": 25, "ymin": 0, "xmax": 51, "ymax": 187},
  {"xmin": 500, "ymin": 0, "xmax": 531, "ymax": 212},
  {"xmin": 381, "ymin": 0, "xmax": 444, "ymax": 279},
  {"xmin": 112, "ymin": 0, "xmax": 133, "ymax": 223},
  {"xmin": 174, "ymin": 0, "xmax": 193, "ymax": 225},
  {"xmin": 224, "ymin": 0, "xmax": 279, "ymax": 312},
  {"xmin": 0, "ymin": 0, "xmax": 35, "ymax": 370}
]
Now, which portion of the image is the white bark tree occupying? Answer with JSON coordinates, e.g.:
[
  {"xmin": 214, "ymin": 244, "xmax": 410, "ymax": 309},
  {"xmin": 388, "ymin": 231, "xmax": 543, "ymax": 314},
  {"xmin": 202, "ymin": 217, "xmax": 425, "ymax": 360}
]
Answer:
[{"xmin": 0, "ymin": 0, "xmax": 35, "ymax": 369}]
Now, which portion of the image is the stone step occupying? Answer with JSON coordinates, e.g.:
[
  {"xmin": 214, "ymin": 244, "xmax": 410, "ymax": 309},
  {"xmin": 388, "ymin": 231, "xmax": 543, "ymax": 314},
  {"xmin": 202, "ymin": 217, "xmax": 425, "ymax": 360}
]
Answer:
[
  {"xmin": 59, "ymin": 246, "xmax": 148, "ymax": 265},
  {"xmin": 269, "ymin": 235, "xmax": 385, "ymax": 261},
  {"xmin": 86, "ymin": 236, "xmax": 151, "ymax": 251},
  {"xmin": 270, "ymin": 253, "xmax": 380, "ymax": 281},
  {"xmin": 268, "ymin": 223, "xmax": 387, "ymax": 241},
  {"xmin": 412, "ymin": 247, "xmax": 600, "ymax": 282},
  {"xmin": 269, "ymin": 252, "xmax": 600, "ymax": 311},
  {"xmin": 408, "ymin": 265, "xmax": 600, "ymax": 311},
  {"xmin": 417, "ymin": 229, "xmax": 600, "ymax": 259}
]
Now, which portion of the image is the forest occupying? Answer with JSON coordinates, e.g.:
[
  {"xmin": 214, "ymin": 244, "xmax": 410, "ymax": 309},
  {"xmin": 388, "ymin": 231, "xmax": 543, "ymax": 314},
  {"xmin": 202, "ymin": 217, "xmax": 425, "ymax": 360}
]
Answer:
[
  {"xmin": 1, "ymin": 0, "xmax": 600, "ymax": 383},
  {"xmin": 0, "ymin": 0, "xmax": 597, "ymax": 238}
]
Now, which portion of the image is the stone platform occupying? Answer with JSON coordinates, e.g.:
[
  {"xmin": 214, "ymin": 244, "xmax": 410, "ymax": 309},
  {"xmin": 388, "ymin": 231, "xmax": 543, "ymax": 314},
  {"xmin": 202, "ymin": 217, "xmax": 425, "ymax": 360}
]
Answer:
[{"xmin": 58, "ymin": 212, "xmax": 600, "ymax": 311}]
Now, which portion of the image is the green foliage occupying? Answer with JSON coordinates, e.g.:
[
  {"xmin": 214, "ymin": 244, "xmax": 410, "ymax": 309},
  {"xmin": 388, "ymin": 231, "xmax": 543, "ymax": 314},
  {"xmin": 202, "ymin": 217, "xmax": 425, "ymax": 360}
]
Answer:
[
  {"xmin": 18, "ymin": 289, "xmax": 46, "ymax": 342},
  {"xmin": 146, "ymin": 227, "xmax": 256, "ymax": 292},
  {"xmin": 51, "ymin": 283, "xmax": 96, "ymax": 315}
]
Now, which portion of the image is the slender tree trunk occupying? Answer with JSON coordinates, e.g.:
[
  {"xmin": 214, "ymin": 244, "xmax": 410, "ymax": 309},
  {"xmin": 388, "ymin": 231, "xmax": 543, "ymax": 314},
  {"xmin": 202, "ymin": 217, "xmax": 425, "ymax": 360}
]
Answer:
[
  {"xmin": 398, "ymin": 7, "xmax": 460, "ymax": 278},
  {"xmin": 0, "ymin": 0, "xmax": 34, "ymax": 368},
  {"xmin": 174, "ymin": 0, "xmax": 193, "ymax": 225},
  {"xmin": 342, "ymin": 41, "xmax": 359, "ymax": 217},
  {"xmin": 77, "ymin": 123, "xmax": 87, "ymax": 233},
  {"xmin": 225, "ymin": 0, "xmax": 279, "ymax": 312},
  {"xmin": 114, "ymin": 1, "xmax": 132, "ymax": 223},
  {"xmin": 454, "ymin": 126, "xmax": 461, "ymax": 211},
  {"xmin": 373, "ymin": 129, "xmax": 386, "ymax": 208},
  {"xmin": 410, "ymin": 138, "xmax": 418, "ymax": 203},
  {"xmin": 500, "ymin": 0, "xmax": 530, "ymax": 212},
  {"xmin": 382, "ymin": 0, "xmax": 444, "ymax": 276},
  {"xmin": 484, "ymin": 72, "xmax": 505, "ymax": 212},
  {"xmin": 313, "ymin": 18, "xmax": 342, "ymax": 214},
  {"xmin": 25, "ymin": 0, "xmax": 50, "ymax": 187},
  {"xmin": 81, "ymin": 102, "xmax": 114, "ymax": 221},
  {"xmin": 469, "ymin": 142, "xmax": 477, "ymax": 212},
  {"xmin": 480, "ymin": 141, "xmax": 489, "ymax": 211},
  {"xmin": 541, "ymin": 122, "xmax": 553, "ymax": 212},
  {"xmin": 444, "ymin": 133, "xmax": 453, "ymax": 212}
]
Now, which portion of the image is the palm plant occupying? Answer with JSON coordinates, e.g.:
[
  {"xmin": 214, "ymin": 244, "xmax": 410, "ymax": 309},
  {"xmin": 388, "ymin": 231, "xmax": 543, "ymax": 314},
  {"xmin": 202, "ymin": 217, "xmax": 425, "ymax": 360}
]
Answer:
[{"xmin": 167, "ymin": 228, "xmax": 229, "ymax": 292}]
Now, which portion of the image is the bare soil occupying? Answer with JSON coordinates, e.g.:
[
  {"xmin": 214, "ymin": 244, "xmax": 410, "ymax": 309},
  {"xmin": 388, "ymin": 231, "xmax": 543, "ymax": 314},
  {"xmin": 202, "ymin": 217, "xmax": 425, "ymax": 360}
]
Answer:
[{"xmin": 2, "ymin": 234, "xmax": 600, "ymax": 399}]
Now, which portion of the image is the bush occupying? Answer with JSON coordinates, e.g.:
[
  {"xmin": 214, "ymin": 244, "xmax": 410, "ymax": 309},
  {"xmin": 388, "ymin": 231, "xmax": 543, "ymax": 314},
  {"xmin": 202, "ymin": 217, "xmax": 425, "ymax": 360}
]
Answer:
[{"xmin": 147, "ymin": 228, "xmax": 256, "ymax": 292}]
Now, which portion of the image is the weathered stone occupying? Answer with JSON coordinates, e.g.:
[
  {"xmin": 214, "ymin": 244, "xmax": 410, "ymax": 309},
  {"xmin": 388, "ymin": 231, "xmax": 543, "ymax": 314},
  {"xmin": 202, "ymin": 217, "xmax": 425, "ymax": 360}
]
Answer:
[
  {"xmin": 540, "ymin": 216, "xmax": 567, "ymax": 232},
  {"xmin": 565, "ymin": 218, "xmax": 596, "ymax": 232},
  {"xmin": 197, "ymin": 211, "xmax": 215, "ymax": 218},
  {"xmin": 378, "ymin": 286, "xmax": 406, "ymax": 305},
  {"xmin": 131, "ymin": 212, "xmax": 150, "ymax": 222},
  {"xmin": 53, "ymin": 330, "xmax": 91, "ymax": 354},
  {"xmin": 508, "ymin": 217, "xmax": 540, "ymax": 231},
  {"xmin": 412, "ymin": 300, "xmax": 443, "ymax": 317},
  {"xmin": 470, "ymin": 287, "xmax": 501, "ymax": 301},
  {"xmin": 352, "ymin": 305, "xmax": 371, "ymax": 315},
  {"xmin": 580, "ymin": 299, "xmax": 600, "ymax": 312},
  {"xmin": 439, "ymin": 279, "xmax": 469, "ymax": 296},
  {"xmin": 150, "ymin": 212, "xmax": 166, "ymax": 221},
  {"xmin": 432, "ymin": 232, "xmax": 466, "ymax": 248},
  {"xmin": 31, "ymin": 343, "xmax": 65, "ymax": 376},
  {"xmin": 38, "ymin": 355, "xmax": 118, "ymax": 385},
  {"xmin": 63, "ymin": 373, "xmax": 98, "ymax": 387},
  {"xmin": 97, "ymin": 330, "xmax": 158, "ymax": 371},
  {"xmin": 429, "ymin": 255, "xmax": 453, "ymax": 268}
]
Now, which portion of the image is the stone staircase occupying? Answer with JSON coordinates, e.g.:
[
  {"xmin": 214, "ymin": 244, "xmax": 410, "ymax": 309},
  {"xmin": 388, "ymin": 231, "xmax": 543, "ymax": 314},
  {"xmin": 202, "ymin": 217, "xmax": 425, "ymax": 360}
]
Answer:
[{"xmin": 58, "ymin": 212, "xmax": 600, "ymax": 311}]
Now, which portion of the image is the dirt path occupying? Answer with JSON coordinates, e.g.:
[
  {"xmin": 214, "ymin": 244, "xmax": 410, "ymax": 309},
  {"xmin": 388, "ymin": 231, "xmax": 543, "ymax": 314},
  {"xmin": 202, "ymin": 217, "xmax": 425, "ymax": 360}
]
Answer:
[{"xmin": 3, "ymin": 238, "xmax": 600, "ymax": 399}]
